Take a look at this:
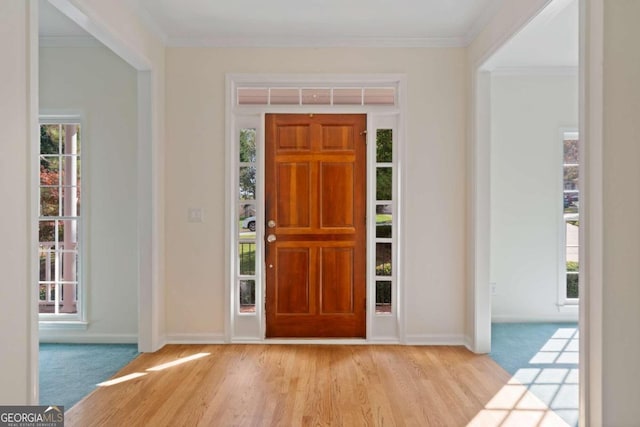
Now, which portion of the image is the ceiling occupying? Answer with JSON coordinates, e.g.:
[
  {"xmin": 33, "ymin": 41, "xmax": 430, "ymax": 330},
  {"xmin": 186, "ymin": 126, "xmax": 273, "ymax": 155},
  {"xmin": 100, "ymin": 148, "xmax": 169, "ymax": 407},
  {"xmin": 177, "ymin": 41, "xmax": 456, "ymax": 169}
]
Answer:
[
  {"xmin": 38, "ymin": 0, "xmax": 578, "ymax": 68},
  {"xmin": 484, "ymin": 0, "xmax": 578, "ymax": 70},
  {"xmin": 137, "ymin": 0, "xmax": 509, "ymax": 46},
  {"xmin": 40, "ymin": 0, "xmax": 507, "ymax": 47}
]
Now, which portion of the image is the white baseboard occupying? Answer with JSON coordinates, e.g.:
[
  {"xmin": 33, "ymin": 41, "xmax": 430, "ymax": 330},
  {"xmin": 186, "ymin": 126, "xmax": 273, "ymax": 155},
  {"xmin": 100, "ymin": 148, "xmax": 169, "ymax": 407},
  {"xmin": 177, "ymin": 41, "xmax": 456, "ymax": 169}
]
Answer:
[
  {"xmin": 463, "ymin": 335, "xmax": 475, "ymax": 352},
  {"xmin": 492, "ymin": 314, "xmax": 579, "ymax": 323},
  {"xmin": 39, "ymin": 332, "xmax": 138, "ymax": 344},
  {"xmin": 366, "ymin": 337, "xmax": 401, "ymax": 344},
  {"xmin": 165, "ymin": 333, "xmax": 226, "ymax": 344},
  {"xmin": 404, "ymin": 334, "xmax": 466, "ymax": 346}
]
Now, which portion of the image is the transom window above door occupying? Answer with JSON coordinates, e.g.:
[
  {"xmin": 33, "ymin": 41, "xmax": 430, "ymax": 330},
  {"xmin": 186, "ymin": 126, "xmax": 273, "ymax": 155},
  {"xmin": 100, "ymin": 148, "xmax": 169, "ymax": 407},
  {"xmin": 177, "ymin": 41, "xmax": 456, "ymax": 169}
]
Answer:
[{"xmin": 237, "ymin": 87, "xmax": 396, "ymax": 106}]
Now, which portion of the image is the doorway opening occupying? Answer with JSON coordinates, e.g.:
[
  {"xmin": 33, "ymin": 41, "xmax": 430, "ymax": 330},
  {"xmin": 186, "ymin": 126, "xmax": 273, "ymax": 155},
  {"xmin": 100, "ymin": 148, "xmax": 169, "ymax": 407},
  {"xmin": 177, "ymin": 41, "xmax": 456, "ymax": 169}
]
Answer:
[{"xmin": 473, "ymin": 0, "xmax": 581, "ymax": 425}]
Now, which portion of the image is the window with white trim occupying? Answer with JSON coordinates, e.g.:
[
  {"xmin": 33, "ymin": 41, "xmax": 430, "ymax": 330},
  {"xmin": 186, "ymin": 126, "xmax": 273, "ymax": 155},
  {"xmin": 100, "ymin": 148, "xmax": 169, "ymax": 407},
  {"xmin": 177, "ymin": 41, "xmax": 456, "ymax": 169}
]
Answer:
[
  {"xmin": 375, "ymin": 129, "xmax": 394, "ymax": 314},
  {"xmin": 39, "ymin": 121, "xmax": 82, "ymax": 318},
  {"xmin": 562, "ymin": 131, "xmax": 579, "ymax": 303},
  {"xmin": 237, "ymin": 127, "xmax": 258, "ymax": 314}
]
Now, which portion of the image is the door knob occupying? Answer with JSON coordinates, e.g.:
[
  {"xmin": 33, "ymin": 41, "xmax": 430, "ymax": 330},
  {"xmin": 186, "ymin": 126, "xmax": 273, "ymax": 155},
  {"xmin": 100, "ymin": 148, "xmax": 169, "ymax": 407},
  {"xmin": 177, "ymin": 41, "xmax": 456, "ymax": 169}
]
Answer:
[
  {"xmin": 267, "ymin": 234, "xmax": 277, "ymax": 243},
  {"xmin": 267, "ymin": 220, "xmax": 276, "ymax": 228}
]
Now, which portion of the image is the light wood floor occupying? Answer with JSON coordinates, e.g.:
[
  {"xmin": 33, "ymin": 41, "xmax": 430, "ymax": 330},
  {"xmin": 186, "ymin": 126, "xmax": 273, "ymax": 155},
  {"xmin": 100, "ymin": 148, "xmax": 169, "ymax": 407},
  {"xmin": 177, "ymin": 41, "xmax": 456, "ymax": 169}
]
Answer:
[{"xmin": 65, "ymin": 344, "xmax": 515, "ymax": 426}]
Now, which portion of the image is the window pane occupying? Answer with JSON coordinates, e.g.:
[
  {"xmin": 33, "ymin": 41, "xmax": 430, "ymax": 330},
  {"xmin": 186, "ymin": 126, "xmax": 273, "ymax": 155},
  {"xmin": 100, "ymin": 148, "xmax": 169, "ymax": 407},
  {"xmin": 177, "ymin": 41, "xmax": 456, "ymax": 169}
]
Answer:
[
  {"xmin": 60, "ymin": 249, "xmax": 78, "ymax": 280},
  {"xmin": 564, "ymin": 192, "xmax": 579, "ymax": 214},
  {"xmin": 564, "ymin": 166, "xmax": 579, "ymax": 191},
  {"xmin": 239, "ymin": 204, "xmax": 256, "ymax": 235},
  {"xmin": 270, "ymin": 88, "xmax": 299, "ymax": 105},
  {"xmin": 239, "ymin": 166, "xmax": 256, "ymax": 200},
  {"xmin": 40, "ymin": 156, "xmax": 59, "ymax": 185},
  {"xmin": 376, "ymin": 205, "xmax": 392, "ymax": 238},
  {"xmin": 40, "ymin": 125, "xmax": 60, "ymax": 154},
  {"xmin": 239, "ymin": 280, "xmax": 256, "ymax": 313},
  {"xmin": 376, "ymin": 281, "xmax": 392, "ymax": 314},
  {"xmin": 39, "ymin": 247, "xmax": 55, "ymax": 282},
  {"xmin": 364, "ymin": 88, "xmax": 395, "ymax": 105},
  {"xmin": 239, "ymin": 129, "xmax": 257, "ymax": 163},
  {"xmin": 376, "ymin": 243, "xmax": 392, "ymax": 276},
  {"xmin": 40, "ymin": 187, "xmax": 59, "ymax": 217},
  {"xmin": 61, "ymin": 124, "xmax": 80, "ymax": 155},
  {"xmin": 376, "ymin": 129, "xmax": 393, "ymax": 163},
  {"xmin": 376, "ymin": 167, "xmax": 392, "ymax": 201},
  {"xmin": 302, "ymin": 89, "xmax": 330, "ymax": 105},
  {"xmin": 39, "ymin": 220, "xmax": 56, "ymax": 243},
  {"xmin": 564, "ymin": 139, "xmax": 579, "ymax": 164},
  {"xmin": 566, "ymin": 219, "xmax": 579, "ymax": 249},
  {"xmin": 333, "ymin": 88, "xmax": 362, "ymax": 105},
  {"xmin": 238, "ymin": 242, "xmax": 256, "ymax": 275},
  {"xmin": 61, "ymin": 186, "xmax": 80, "ymax": 217},
  {"xmin": 59, "ymin": 219, "xmax": 79, "ymax": 250},
  {"xmin": 238, "ymin": 88, "xmax": 268, "ymax": 105},
  {"xmin": 566, "ymin": 272, "xmax": 579, "ymax": 298}
]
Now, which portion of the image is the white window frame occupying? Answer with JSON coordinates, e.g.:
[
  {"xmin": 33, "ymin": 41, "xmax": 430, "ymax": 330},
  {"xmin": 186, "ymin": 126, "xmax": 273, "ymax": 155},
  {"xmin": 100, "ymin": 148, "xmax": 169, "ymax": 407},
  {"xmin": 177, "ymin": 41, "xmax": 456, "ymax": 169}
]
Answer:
[
  {"xmin": 38, "ymin": 115, "xmax": 87, "ymax": 326},
  {"xmin": 558, "ymin": 129, "xmax": 580, "ymax": 308},
  {"xmin": 225, "ymin": 74, "xmax": 406, "ymax": 343}
]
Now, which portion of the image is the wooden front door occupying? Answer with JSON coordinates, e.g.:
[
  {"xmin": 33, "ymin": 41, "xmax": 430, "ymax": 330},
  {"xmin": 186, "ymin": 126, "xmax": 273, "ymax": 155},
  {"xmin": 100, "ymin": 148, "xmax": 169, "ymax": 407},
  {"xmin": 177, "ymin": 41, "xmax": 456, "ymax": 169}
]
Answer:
[{"xmin": 265, "ymin": 114, "xmax": 367, "ymax": 338}]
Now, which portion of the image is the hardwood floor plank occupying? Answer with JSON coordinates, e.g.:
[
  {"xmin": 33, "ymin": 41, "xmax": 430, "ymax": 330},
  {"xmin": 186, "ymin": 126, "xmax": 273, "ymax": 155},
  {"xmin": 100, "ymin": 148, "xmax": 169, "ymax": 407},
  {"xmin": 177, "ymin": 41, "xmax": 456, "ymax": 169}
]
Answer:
[{"xmin": 65, "ymin": 345, "xmax": 516, "ymax": 427}]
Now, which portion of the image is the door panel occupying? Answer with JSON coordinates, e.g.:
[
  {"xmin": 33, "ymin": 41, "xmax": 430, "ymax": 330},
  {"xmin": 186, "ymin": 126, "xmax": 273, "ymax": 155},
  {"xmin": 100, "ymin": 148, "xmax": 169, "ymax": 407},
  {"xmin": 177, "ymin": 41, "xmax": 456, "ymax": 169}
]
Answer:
[
  {"xmin": 276, "ymin": 163, "xmax": 311, "ymax": 228},
  {"xmin": 265, "ymin": 114, "xmax": 366, "ymax": 338},
  {"xmin": 275, "ymin": 247, "xmax": 311, "ymax": 314},
  {"xmin": 320, "ymin": 247, "xmax": 354, "ymax": 314},
  {"xmin": 320, "ymin": 162, "xmax": 355, "ymax": 228}
]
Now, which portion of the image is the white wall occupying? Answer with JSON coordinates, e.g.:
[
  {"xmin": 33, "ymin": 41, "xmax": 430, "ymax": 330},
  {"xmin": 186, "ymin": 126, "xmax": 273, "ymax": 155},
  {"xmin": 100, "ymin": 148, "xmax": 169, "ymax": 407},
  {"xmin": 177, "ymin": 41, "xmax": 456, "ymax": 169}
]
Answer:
[
  {"xmin": 164, "ymin": 48, "xmax": 468, "ymax": 342},
  {"xmin": 39, "ymin": 45, "xmax": 139, "ymax": 341},
  {"xmin": 0, "ymin": 1, "xmax": 36, "ymax": 405},
  {"xmin": 602, "ymin": 0, "xmax": 640, "ymax": 424},
  {"xmin": 490, "ymin": 73, "xmax": 578, "ymax": 322}
]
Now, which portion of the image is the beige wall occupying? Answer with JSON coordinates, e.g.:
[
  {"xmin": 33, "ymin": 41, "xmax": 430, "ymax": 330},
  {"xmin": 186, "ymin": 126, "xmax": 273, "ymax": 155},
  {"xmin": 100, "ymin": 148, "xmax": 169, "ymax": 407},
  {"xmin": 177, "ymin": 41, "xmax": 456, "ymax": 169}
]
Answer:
[
  {"xmin": 39, "ymin": 45, "xmax": 139, "ymax": 341},
  {"xmin": 602, "ymin": 0, "xmax": 640, "ymax": 424},
  {"xmin": 165, "ymin": 48, "xmax": 468, "ymax": 340}
]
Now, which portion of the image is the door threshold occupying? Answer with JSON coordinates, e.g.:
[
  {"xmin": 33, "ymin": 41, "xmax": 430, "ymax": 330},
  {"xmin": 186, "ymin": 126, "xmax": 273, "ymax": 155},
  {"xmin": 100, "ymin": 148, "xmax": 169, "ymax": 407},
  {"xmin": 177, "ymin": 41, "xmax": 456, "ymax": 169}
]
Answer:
[{"xmin": 233, "ymin": 338, "xmax": 370, "ymax": 345}]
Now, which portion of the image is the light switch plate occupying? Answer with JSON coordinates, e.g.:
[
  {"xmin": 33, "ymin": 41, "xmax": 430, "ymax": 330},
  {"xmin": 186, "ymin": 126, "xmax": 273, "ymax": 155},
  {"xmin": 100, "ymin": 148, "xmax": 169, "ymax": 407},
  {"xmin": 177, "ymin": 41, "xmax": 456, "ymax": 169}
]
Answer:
[{"xmin": 188, "ymin": 207, "xmax": 204, "ymax": 223}]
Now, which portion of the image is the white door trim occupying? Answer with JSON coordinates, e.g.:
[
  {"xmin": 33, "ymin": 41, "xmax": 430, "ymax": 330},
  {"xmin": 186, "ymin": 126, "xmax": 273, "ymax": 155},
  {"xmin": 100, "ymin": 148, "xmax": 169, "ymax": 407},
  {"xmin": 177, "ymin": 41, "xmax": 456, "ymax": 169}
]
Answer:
[{"xmin": 225, "ymin": 74, "xmax": 407, "ymax": 343}]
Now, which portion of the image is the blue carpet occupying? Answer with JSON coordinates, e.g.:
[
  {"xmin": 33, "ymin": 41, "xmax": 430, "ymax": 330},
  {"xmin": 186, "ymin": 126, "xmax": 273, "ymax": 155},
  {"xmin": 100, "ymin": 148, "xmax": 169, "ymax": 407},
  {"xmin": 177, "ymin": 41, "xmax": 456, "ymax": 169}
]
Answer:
[
  {"xmin": 39, "ymin": 343, "xmax": 139, "ymax": 410},
  {"xmin": 490, "ymin": 323, "xmax": 579, "ymax": 427}
]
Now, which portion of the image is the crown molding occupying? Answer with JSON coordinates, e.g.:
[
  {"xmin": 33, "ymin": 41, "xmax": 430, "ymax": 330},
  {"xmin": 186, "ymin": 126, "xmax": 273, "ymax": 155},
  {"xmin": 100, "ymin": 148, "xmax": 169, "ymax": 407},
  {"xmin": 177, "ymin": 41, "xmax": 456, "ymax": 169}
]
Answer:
[{"xmin": 166, "ymin": 35, "xmax": 467, "ymax": 48}]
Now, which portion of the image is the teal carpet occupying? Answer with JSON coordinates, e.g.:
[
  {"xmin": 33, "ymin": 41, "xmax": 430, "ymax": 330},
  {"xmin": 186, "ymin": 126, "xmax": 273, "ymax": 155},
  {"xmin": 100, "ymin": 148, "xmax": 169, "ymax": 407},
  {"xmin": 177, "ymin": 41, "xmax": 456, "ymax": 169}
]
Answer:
[
  {"xmin": 39, "ymin": 343, "xmax": 139, "ymax": 411},
  {"xmin": 490, "ymin": 323, "xmax": 579, "ymax": 427}
]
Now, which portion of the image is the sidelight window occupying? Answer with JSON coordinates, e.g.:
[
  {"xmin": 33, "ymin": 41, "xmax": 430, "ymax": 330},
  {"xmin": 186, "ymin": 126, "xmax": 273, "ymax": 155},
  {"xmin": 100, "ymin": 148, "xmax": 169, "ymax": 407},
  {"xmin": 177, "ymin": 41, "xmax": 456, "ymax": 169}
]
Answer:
[
  {"xmin": 238, "ymin": 128, "xmax": 258, "ymax": 313},
  {"xmin": 375, "ymin": 129, "xmax": 394, "ymax": 314}
]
